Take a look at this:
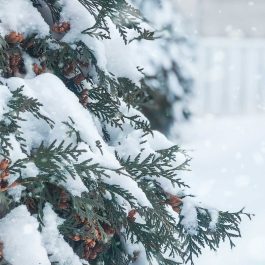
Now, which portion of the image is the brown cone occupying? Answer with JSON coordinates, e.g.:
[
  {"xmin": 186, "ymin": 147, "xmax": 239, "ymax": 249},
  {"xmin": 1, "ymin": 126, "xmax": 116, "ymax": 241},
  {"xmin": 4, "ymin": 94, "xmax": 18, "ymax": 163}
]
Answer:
[{"xmin": 6, "ymin": 32, "xmax": 24, "ymax": 44}]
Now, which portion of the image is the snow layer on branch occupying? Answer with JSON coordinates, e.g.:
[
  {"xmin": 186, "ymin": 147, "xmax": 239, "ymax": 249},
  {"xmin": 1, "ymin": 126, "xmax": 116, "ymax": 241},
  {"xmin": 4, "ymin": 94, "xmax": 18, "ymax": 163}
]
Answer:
[
  {"xmin": 0, "ymin": 205, "xmax": 50, "ymax": 265},
  {"xmin": 103, "ymin": 21, "xmax": 143, "ymax": 82},
  {"xmin": 180, "ymin": 198, "xmax": 198, "ymax": 236},
  {"xmin": 59, "ymin": 0, "xmax": 107, "ymax": 69},
  {"xmin": 108, "ymin": 102, "xmax": 174, "ymax": 158},
  {"xmin": 109, "ymin": 106, "xmax": 187, "ymax": 195},
  {"xmin": 208, "ymin": 208, "xmax": 219, "ymax": 231},
  {"xmin": 120, "ymin": 227, "xmax": 150, "ymax": 265},
  {"xmin": 102, "ymin": 0, "xmax": 193, "ymax": 88},
  {"xmin": 41, "ymin": 204, "xmax": 88, "ymax": 265},
  {"xmin": 0, "ymin": 0, "xmax": 49, "ymax": 37},
  {"xmin": 1, "ymin": 73, "xmax": 152, "ymax": 206},
  {"xmin": 180, "ymin": 198, "xmax": 220, "ymax": 236}
]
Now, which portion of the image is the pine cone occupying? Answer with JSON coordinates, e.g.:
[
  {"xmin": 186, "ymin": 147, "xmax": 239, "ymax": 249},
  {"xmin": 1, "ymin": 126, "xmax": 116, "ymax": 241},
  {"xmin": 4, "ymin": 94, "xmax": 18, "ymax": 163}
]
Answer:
[
  {"xmin": 0, "ymin": 170, "xmax": 9, "ymax": 180},
  {"xmin": 102, "ymin": 223, "xmax": 115, "ymax": 236},
  {"xmin": 52, "ymin": 22, "xmax": 71, "ymax": 33},
  {"xmin": 73, "ymin": 74, "xmax": 85, "ymax": 85},
  {"xmin": 9, "ymin": 54, "xmax": 22, "ymax": 67},
  {"xmin": 168, "ymin": 195, "xmax": 182, "ymax": 207},
  {"xmin": 74, "ymin": 214, "xmax": 86, "ymax": 224},
  {"xmin": 85, "ymin": 239, "xmax": 96, "ymax": 248},
  {"xmin": 84, "ymin": 247, "xmax": 97, "ymax": 260},
  {"xmin": 5, "ymin": 31, "xmax": 24, "ymax": 44},
  {"xmin": 0, "ymin": 159, "xmax": 9, "ymax": 171},
  {"xmin": 0, "ymin": 181, "xmax": 18, "ymax": 192},
  {"xmin": 166, "ymin": 194, "xmax": 182, "ymax": 213},
  {"xmin": 172, "ymin": 205, "xmax": 181, "ymax": 214},
  {"xmin": 71, "ymin": 235, "xmax": 82, "ymax": 241},
  {"xmin": 128, "ymin": 209, "xmax": 137, "ymax": 221},
  {"xmin": 79, "ymin": 89, "xmax": 89, "ymax": 107},
  {"xmin": 63, "ymin": 62, "xmax": 76, "ymax": 75},
  {"xmin": 94, "ymin": 227, "xmax": 102, "ymax": 241},
  {"xmin": 33, "ymin": 63, "xmax": 46, "ymax": 75},
  {"xmin": 7, "ymin": 53, "xmax": 24, "ymax": 76}
]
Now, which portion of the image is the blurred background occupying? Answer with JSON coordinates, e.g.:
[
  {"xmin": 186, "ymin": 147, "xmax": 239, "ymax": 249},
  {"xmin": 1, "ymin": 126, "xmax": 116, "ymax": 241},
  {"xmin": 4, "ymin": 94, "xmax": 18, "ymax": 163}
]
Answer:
[{"xmin": 173, "ymin": 0, "xmax": 265, "ymax": 264}]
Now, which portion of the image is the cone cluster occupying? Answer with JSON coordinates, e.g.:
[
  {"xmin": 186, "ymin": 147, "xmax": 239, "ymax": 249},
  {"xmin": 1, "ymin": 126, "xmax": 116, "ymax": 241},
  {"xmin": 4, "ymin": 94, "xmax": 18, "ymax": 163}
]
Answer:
[
  {"xmin": 5, "ymin": 31, "xmax": 24, "ymax": 44},
  {"xmin": 52, "ymin": 22, "xmax": 71, "ymax": 33},
  {"xmin": 79, "ymin": 89, "xmax": 89, "ymax": 107},
  {"xmin": 33, "ymin": 63, "xmax": 46, "ymax": 75},
  {"xmin": 166, "ymin": 194, "xmax": 182, "ymax": 213},
  {"xmin": 0, "ymin": 159, "xmax": 10, "ymax": 191}
]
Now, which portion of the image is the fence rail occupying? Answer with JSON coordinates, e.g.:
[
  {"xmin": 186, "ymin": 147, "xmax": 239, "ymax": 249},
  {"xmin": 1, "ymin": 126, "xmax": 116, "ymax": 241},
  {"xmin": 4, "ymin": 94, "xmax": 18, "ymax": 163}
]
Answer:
[{"xmin": 194, "ymin": 38, "xmax": 265, "ymax": 115}]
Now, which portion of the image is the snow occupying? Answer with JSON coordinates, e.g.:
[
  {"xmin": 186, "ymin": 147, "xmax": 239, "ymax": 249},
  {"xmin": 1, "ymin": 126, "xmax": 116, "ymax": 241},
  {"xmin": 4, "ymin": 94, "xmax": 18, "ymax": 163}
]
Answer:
[
  {"xmin": 208, "ymin": 208, "xmax": 219, "ymax": 231},
  {"xmin": 0, "ymin": 205, "xmax": 50, "ymax": 265},
  {"xmin": 0, "ymin": 1, "xmax": 199, "ymax": 263},
  {"xmin": 0, "ymin": 204, "xmax": 90, "ymax": 265},
  {"xmin": 1, "ymin": 68, "xmax": 196, "ymax": 264},
  {"xmin": 0, "ymin": 0, "xmax": 50, "ymax": 37},
  {"xmin": 178, "ymin": 114, "xmax": 265, "ymax": 265},
  {"xmin": 1, "ymin": 73, "xmax": 171, "ymax": 207},
  {"xmin": 102, "ymin": 20, "xmax": 143, "ymax": 81},
  {"xmin": 180, "ymin": 198, "xmax": 198, "ymax": 236},
  {"xmin": 59, "ymin": 0, "xmax": 107, "ymax": 69},
  {"xmin": 41, "ymin": 204, "xmax": 88, "ymax": 265},
  {"xmin": 102, "ymin": 0, "xmax": 194, "ymax": 90}
]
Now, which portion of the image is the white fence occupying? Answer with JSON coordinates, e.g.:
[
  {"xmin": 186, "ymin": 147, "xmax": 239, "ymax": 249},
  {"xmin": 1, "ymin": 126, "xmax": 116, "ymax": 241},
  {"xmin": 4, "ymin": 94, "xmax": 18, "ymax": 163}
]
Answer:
[{"xmin": 194, "ymin": 38, "xmax": 265, "ymax": 115}]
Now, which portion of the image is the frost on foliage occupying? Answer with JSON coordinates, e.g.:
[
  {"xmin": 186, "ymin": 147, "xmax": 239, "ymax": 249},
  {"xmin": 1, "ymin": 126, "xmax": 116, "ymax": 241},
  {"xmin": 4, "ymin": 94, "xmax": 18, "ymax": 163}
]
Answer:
[
  {"xmin": 0, "ymin": 0, "xmax": 49, "ymax": 37},
  {"xmin": 0, "ymin": 205, "xmax": 50, "ymax": 265},
  {"xmin": 41, "ymin": 204, "xmax": 88, "ymax": 265}
]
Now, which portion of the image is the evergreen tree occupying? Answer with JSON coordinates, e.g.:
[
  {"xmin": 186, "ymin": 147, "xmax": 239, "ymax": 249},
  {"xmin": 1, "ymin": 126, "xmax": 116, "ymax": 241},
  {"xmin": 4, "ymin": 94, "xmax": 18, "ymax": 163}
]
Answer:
[
  {"xmin": 0, "ymin": 1, "xmax": 250, "ymax": 265},
  {"xmin": 131, "ymin": 0, "xmax": 194, "ymax": 134}
]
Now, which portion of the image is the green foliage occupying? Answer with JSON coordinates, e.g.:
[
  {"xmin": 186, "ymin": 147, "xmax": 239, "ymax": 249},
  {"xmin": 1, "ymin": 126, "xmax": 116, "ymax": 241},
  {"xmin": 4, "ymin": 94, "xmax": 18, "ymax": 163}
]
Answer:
[
  {"xmin": 79, "ymin": 0, "xmax": 154, "ymax": 43},
  {"xmin": 7, "ymin": 87, "xmax": 54, "ymax": 126},
  {"xmin": 0, "ymin": 74, "xmax": 250, "ymax": 265},
  {"xmin": 116, "ymin": 146, "xmax": 190, "ymax": 188},
  {"xmin": 0, "ymin": 36, "xmax": 8, "ymax": 71},
  {"xmin": 63, "ymin": 117, "xmax": 82, "ymax": 144},
  {"xmin": 177, "ymin": 208, "xmax": 252, "ymax": 265},
  {"xmin": 31, "ymin": 140, "xmax": 84, "ymax": 182},
  {"xmin": 0, "ymin": 1, "xmax": 250, "ymax": 265},
  {"xmin": 0, "ymin": 86, "xmax": 53, "ymax": 156}
]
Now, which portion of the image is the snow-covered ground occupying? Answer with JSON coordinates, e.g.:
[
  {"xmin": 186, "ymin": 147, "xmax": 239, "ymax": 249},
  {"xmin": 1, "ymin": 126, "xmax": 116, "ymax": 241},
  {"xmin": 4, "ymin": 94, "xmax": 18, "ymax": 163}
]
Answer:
[{"xmin": 179, "ymin": 114, "xmax": 265, "ymax": 265}]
